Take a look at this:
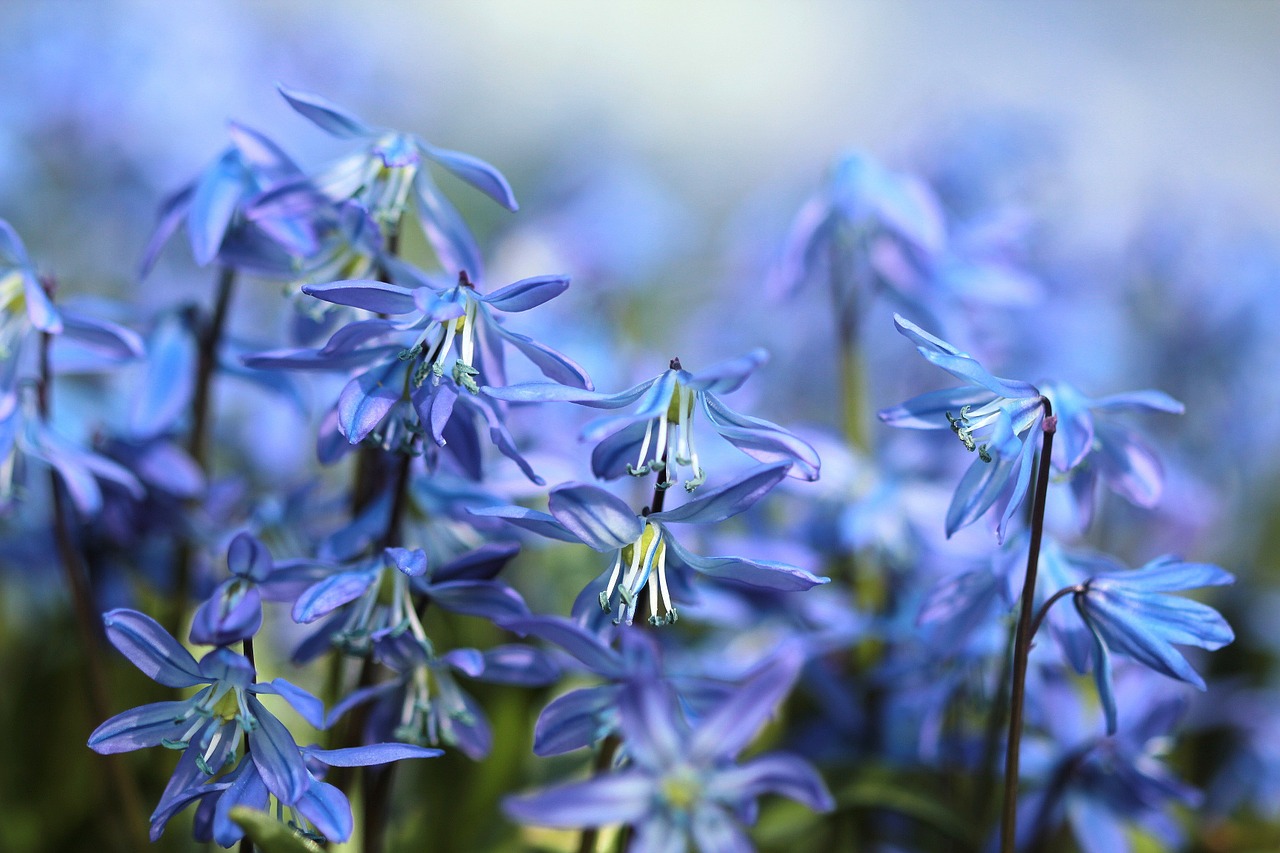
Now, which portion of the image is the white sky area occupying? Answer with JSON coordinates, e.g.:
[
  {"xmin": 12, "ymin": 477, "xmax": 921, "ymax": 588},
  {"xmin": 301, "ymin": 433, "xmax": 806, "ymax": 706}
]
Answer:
[{"xmin": 3, "ymin": 1, "xmax": 1278, "ymax": 259}]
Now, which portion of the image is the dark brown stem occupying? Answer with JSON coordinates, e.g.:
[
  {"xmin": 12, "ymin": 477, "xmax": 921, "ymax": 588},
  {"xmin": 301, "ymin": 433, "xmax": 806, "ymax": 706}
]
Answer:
[
  {"xmin": 1028, "ymin": 584, "xmax": 1086, "ymax": 642},
  {"xmin": 38, "ymin": 289, "xmax": 150, "ymax": 849},
  {"xmin": 173, "ymin": 266, "xmax": 236, "ymax": 633},
  {"xmin": 999, "ymin": 401, "xmax": 1056, "ymax": 853},
  {"xmin": 575, "ymin": 734, "xmax": 623, "ymax": 853}
]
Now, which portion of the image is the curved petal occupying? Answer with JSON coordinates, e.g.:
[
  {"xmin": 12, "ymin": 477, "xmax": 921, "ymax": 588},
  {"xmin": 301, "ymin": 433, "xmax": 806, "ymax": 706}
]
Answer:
[
  {"xmin": 466, "ymin": 504, "xmax": 578, "ymax": 543},
  {"xmin": 306, "ymin": 743, "xmax": 443, "ymax": 767},
  {"xmin": 425, "ymin": 145, "xmax": 518, "ymax": 211},
  {"xmin": 483, "ymin": 378, "xmax": 651, "ymax": 408},
  {"xmin": 689, "ymin": 648, "xmax": 803, "ymax": 762},
  {"xmin": 227, "ymin": 532, "xmax": 273, "ymax": 582},
  {"xmin": 684, "ymin": 349, "xmax": 767, "ymax": 395},
  {"xmin": 291, "ymin": 569, "xmax": 379, "ymax": 624},
  {"xmin": 876, "ymin": 385, "xmax": 992, "ymax": 430},
  {"xmin": 709, "ymin": 752, "xmax": 834, "ymax": 812},
  {"xmin": 88, "ymin": 700, "xmax": 195, "ymax": 753},
  {"xmin": 503, "ymin": 771, "xmax": 653, "ymax": 828},
  {"xmin": 502, "ymin": 616, "xmax": 624, "ymax": 677},
  {"xmin": 422, "ymin": 579, "xmax": 530, "ymax": 622},
  {"xmin": 189, "ymin": 149, "xmax": 243, "ymax": 265},
  {"xmin": 277, "ymin": 85, "xmax": 374, "ymax": 139},
  {"xmin": 533, "ymin": 687, "xmax": 617, "ymax": 756},
  {"xmin": 336, "ymin": 361, "xmax": 405, "ymax": 444},
  {"xmin": 481, "ymin": 274, "xmax": 569, "ymax": 312},
  {"xmin": 664, "ymin": 533, "xmax": 828, "ymax": 592},
  {"xmin": 690, "ymin": 804, "xmax": 753, "ymax": 853},
  {"xmin": 252, "ymin": 679, "xmax": 326, "ymax": 729},
  {"xmin": 301, "ymin": 280, "xmax": 417, "ymax": 314},
  {"xmin": 652, "ymin": 462, "xmax": 790, "ymax": 525},
  {"xmin": 413, "ymin": 171, "xmax": 482, "ymax": 278},
  {"xmin": 701, "ymin": 395, "xmax": 821, "ymax": 481},
  {"xmin": 478, "ymin": 644, "xmax": 560, "ymax": 686},
  {"xmin": 487, "ymin": 321, "xmax": 593, "ymax": 389},
  {"xmin": 295, "ymin": 780, "xmax": 352, "ymax": 843},
  {"xmin": 548, "ymin": 483, "xmax": 644, "ymax": 551},
  {"xmin": 246, "ymin": 696, "xmax": 310, "ymax": 805},
  {"xmin": 1091, "ymin": 389, "xmax": 1184, "ymax": 414},
  {"xmin": 103, "ymin": 609, "xmax": 204, "ymax": 687}
]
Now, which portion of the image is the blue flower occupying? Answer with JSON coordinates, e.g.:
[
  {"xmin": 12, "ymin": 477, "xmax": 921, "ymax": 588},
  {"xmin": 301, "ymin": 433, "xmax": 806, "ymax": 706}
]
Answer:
[
  {"xmin": 150, "ymin": 740, "xmax": 440, "ymax": 846},
  {"xmin": 245, "ymin": 270, "xmax": 589, "ymax": 481},
  {"xmin": 1068, "ymin": 556, "xmax": 1234, "ymax": 734},
  {"xmin": 1041, "ymin": 379, "xmax": 1184, "ymax": 527},
  {"xmin": 769, "ymin": 151, "xmax": 945, "ymax": 321},
  {"xmin": 485, "ymin": 350, "xmax": 819, "ymax": 491},
  {"xmin": 327, "ymin": 632, "xmax": 558, "ymax": 760},
  {"xmin": 475, "ymin": 462, "xmax": 828, "ymax": 626},
  {"xmin": 88, "ymin": 609, "xmax": 323, "ymax": 806},
  {"xmin": 503, "ymin": 649, "xmax": 833, "ymax": 848},
  {"xmin": 878, "ymin": 313, "xmax": 1045, "ymax": 541},
  {"xmin": 272, "ymin": 86, "xmax": 517, "ymax": 278},
  {"xmin": 140, "ymin": 122, "xmax": 310, "ymax": 277}
]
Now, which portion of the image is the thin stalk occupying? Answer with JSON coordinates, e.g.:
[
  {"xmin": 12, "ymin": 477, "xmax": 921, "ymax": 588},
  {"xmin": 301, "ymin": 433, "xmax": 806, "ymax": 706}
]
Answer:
[
  {"xmin": 38, "ymin": 302, "xmax": 150, "ymax": 850},
  {"xmin": 174, "ymin": 266, "xmax": 237, "ymax": 634},
  {"xmin": 360, "ymin": 445, "xmax": 417, "ymax": 853},
  {"xmin": 999, "ymin": 402, "xmax": 1056, "ymax": 853},
  {"xmin": 238, "ymin": 636, "xmax": 257, "ymax": 853},
  {"xmin": 575, "ymin": 735, "xmax": 623, "ymax": 853}
]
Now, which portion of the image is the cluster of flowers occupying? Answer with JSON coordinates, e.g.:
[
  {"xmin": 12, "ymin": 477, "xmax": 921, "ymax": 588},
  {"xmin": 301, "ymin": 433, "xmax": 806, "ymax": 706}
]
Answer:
[{"xmin": 2, "ymin": 85, "xmax": 1247, "ymax": 853}]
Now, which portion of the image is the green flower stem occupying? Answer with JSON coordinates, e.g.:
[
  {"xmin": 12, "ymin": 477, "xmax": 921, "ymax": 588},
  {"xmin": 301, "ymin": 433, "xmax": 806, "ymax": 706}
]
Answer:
[
  {"xmin": 38, "ymin": 295, "xmax": 150, "ymax": 850},
  {"xmin": 999, "ymin": 400, "xmax": 1056, "ymax": 853},
  {"xmin": 575, "ymin": 734, "xmax": 623, "ymax": 853}
]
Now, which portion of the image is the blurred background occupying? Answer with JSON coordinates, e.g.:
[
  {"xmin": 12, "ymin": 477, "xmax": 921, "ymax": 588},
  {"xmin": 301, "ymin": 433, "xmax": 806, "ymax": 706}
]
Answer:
[{"xmin": 4, "ymin": 1, "xmax": 1280, "ymax": 850}]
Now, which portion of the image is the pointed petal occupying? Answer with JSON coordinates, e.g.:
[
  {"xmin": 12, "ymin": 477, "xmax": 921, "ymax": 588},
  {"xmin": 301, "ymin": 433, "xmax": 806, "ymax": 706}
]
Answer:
[
  {"xmin": 295, "ymin": 780, "xmax": 352, "ymax": 843},
  {"xmin": 488, "ymin": 321, "xmax": 593, "ymax": 389},
  {"xmin": 301, "ymin": 280, "xmax": 417, "ymax": 314},
  {"xmin": 502, "ymin": 616, "xmax": 625, "ymax": 677},
  {"xmin": 103, "ymin": 608, "xmax": 204, "ymax": 687},
  {"xmin": 246, "ymin": 696, "xmax": 310, "ymax": 805},
  {"xmin": 701, "ymin": 395, "xmax": 821, "ymax": 480},
  {"xmin": 652, "ymin": 462, "xmax": 790, "ymax": 524},
  {"xmin": 466, "ymin": 504, "xmax": 579, "ymax": 543},
  {"xmin": 59, "ymin": 311, "xmax": 145, "ymax": 360},
  {"xmin": 188, "ymin": 149, "xmax": 243, "ymax": 265},
  {"xmin": 306, "ymin": 743, "xmax": 443, "ymax": 767},
  {"xmin": 548, "ymin": 483, "xmax": 643, "ymax": 551},
  {"xmin": 483, "ymin": 378, "xmax": 648, "ymax": 407},
  {"xmin": 88, "ymin": 700, "xmax": 195, "ymax": 753},
  {"xmin": 292, "ymin": 569, "xmax": 379, "ymax": 624},
  {"xmin": 876, "ymin": 385, "xmax": 992, "ymax": 430},
  {"xmin": 423, "ymin": 579, "xmax": 530, "ymax": 622},
  {"xmin": 533, "ymin": 687, "xmax": 616, "ymax": 755},
  {"xmin": 252, "ymin": 679, "xmax": 326, "ymax": 729},
  {"xmin": 689, "ymin": 648, "xmax": 803, "ymax": 761},
  {"xmin": 664, "ymin": 533, "xmax": 828, "ymax": 592},
  {"xmin": 336, "ymin": 361, "xmax": 405, "ymax": 444},
  {"xmin": 481, "ymin": 274, "xmax": 570, "ymax": 312},
  {"xmin": 945, "ymin": 453, "xmax": 1016, "ymax": 538},
  {"xmin": 277, "ymin": 85, "xmax": 374, "ymax": 138},
  {"xmin": 684, "ymin": 349, "xmax": 767, "ymax": 394},
  {"xmin": 503, "ymin": 771, "xmax": 652, "ymax": 828},
  {"xmin": 425, "ymin": 145, "xmax": 518, "ymax": 210},
  {"xmin": 1091, "ymin": 389, "xmax": 1184, "ymax": 414}
]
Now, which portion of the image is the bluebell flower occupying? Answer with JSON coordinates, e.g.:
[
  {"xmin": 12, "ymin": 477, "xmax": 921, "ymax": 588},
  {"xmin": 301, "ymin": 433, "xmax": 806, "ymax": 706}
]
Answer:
[
  {"xmin": 245, "ymin": 270, "xmax": 588, "ymax": 481},
  {"xmin": 503, "ymin": 648, "xmax": 833, "ymax": 849},
  {"xmin": 327, "ymin": 630, "xmax": 558, "ymax": 760},
  {"xmin": 88, "ymin": 609, "xmax": 323, "ymax": 806},
  {"xmin": 505, "ymin": 615, "xmax": 735, "ymax": 756},
  {"xmin": 150, "ymin": 739, "xmax": 440, "ymax": 846},
  {"xmin": 878, "ymin": 313, "xmax": 1046, "ymax": 541},
  {"xmin": 1067, "ymin": 555, "xmax": 1234, "ymax": 734},
  {"xmin": 769, "ymin": 151, "xmax": 945, "ymax": 327},
  {"xmin": 140, "ymin": 122, "xmax": 310, "ymax": 277},
  {"xmin": 271, "ymin": 85, "xmax": 518, "ymax": 278},
  {"xmin": 485, "ymin": 350, "xmax": 819, "ymax": 491},
  {"xmin": 1016, "ymin": 670, "xmax": 1201, "ymax": 853},
  {"xmin": 1041, "ymin": 379, "xmax": 1184, "ymax": 527},
  {"xmin": 189, "ymin": 532, "xmax": 328, "ymax": 647},
  {"xmin": 475, "ymin": 462, "xmax": 828, "ymax": 626},
  {"xmin": 289, "ymin": 544, "xmax": 529, "ymax": 662}
]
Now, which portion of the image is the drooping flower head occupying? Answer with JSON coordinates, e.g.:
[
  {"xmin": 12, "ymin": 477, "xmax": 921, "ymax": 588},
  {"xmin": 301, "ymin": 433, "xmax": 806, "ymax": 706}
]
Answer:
[
  {"xmin": 475, "ymin": 463, "xmax": 828, "ymax": 627},
  {"xmin": 878, "ymin": 313, "xmax": 1046, "ymax": 541},
  {"xmin": 485, "ymin": 349, "xmax": 819, "ymax": 492},
  {"xmin": 269, "ymin": 86, "xmax": 518, "ymax": 279}
]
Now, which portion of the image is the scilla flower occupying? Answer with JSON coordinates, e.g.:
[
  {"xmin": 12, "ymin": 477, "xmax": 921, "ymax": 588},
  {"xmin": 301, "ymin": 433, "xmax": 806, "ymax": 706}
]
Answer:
[
  {"xmin": 485, "ymin": 350, "xmax": 819, "ymax": 491},
  {"xmin": 878, "ymin": 313, "xmax": 1046, "ymax": 541},
  {"xmin": 475, "ymin": 462, "xmax": 827, "ymax": 626}
]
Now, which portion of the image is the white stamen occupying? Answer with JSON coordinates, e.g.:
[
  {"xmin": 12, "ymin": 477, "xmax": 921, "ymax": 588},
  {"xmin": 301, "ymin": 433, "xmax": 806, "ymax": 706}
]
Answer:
[{"xmin": 459, "ymin": 297, "xmax": 478, "ymax": 367}]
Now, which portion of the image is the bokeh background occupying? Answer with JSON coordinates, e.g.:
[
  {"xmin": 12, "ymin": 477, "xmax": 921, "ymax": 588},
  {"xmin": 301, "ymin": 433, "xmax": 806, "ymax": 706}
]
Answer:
[{"xmin": 4, "ymin": 2, "xmax": 1280, "ymax": 850}]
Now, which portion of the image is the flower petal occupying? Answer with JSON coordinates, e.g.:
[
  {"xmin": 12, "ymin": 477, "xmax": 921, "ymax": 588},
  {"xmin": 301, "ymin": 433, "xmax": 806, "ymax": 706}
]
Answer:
[
  {"xmin": 652, "ymin": 462, "xmax": 791, "ymax": 524},
  {"xmin": 481, "ymin": 274, "xmax": 569, "ymax": 312},
  {"xmin": 103, "ymin": 608, "xmax": 204, "ymax": 687},
  {"xmin": 277, "ymin": 85, "xmax": 374, "ymax": 139},
  {"xmin": 246, "ymin": 696, "xmax": 310, "ymax": 805},
  {"xmin": 301, "ymin": 280, "xmax": 418, "ymax": 314},
  {"xmin": 503, "ymin": 771, "xmax": 652, "ymax": 828},
  {"xmin": 548, "ymin": 483, "xmax": 644, "ymax": 551},
  {"xmin": 425, "ymin": 145, "xmax": 519, "ymax": 211}
]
